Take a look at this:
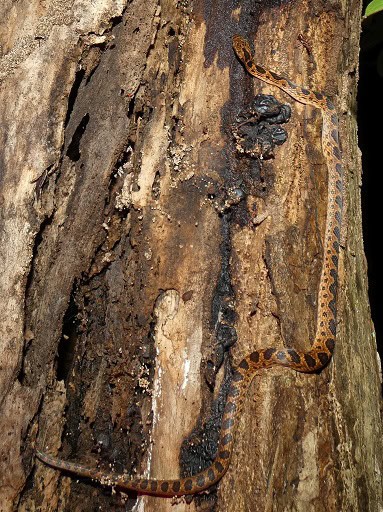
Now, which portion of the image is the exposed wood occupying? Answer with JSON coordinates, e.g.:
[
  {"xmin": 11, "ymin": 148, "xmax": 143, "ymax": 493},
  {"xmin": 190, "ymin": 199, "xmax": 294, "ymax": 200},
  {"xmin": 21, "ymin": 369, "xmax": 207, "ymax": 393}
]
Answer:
[{"xmin": 0, "ymin": 1, "xmax": 381, "ymax": 511}]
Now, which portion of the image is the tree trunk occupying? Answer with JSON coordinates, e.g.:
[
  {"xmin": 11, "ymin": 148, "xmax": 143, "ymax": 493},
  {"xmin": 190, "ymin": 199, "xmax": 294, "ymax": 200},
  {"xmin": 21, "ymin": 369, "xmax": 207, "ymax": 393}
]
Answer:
[{"xmin": 0, "ymin": 1, "xmax": 381, "ymax": 511}]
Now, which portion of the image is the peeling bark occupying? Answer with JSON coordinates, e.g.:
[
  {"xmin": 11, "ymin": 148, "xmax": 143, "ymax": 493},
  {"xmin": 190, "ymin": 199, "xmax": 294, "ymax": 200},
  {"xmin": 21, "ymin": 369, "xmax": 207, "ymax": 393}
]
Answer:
[{"xmin": 0, "ymin": 1, "xmax": 381, "ymax": 512}]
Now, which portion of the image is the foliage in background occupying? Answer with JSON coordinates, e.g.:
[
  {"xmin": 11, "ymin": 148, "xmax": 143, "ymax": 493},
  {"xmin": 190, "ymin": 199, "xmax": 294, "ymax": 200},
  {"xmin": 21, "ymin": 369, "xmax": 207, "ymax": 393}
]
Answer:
[
  {"xmin": 363, "ymin": 2, "xmax": 383, "ymax": 76},
  {"xmin": 364, "ymin": 0, "xmax": 383, "ymax": 17}
]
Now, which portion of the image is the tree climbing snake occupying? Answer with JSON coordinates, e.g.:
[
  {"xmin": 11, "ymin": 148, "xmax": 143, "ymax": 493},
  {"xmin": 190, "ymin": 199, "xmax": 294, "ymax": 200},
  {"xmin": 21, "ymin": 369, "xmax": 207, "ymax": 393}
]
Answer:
[{"xmin": 36, "ymin": 34, "xmax": 344, "ymax": 497}]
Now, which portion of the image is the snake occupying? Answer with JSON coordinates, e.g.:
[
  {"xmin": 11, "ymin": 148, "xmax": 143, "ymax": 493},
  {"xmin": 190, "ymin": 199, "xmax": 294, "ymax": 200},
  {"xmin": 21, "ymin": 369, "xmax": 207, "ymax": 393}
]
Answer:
[{"xmin": 36, "ymin": 35, "xmax": 344, "ymax": 497}]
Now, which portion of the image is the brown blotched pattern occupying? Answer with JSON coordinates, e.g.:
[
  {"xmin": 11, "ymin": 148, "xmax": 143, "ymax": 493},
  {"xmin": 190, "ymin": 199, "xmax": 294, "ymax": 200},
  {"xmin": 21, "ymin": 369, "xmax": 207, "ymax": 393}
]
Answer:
[{"xmin": 36, "ymin": 34, "xmax": 344, "ymax": 498}]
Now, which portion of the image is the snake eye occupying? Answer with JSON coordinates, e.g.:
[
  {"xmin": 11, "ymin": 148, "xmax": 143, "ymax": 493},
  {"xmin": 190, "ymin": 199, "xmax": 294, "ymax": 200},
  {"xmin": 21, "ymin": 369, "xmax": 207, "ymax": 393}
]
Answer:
[{"xmin": 242, "ymin": 49, "xmax": 251, "ymax": 62}]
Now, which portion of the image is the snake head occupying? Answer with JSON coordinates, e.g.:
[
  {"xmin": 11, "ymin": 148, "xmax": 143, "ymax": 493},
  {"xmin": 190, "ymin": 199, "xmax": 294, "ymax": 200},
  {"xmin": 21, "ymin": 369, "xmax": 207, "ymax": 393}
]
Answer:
[{"xmin": 232, "ymin": 34, "xmax": 252, "ymax": 64}]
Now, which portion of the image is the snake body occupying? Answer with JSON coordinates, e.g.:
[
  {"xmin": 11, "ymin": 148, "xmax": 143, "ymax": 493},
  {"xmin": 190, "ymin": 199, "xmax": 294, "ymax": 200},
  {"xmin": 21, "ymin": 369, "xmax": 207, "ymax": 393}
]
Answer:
[{"xmin": 36, "ymin": 35, "xmax": 344, "ymax": 497}]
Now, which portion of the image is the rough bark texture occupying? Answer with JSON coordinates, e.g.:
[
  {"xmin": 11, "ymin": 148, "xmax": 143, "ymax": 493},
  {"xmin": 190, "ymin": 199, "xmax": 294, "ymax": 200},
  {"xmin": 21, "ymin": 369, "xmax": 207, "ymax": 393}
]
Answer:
[{"xmin": 0, "ymin": 1, "xmax": 381, "ymax": 511}]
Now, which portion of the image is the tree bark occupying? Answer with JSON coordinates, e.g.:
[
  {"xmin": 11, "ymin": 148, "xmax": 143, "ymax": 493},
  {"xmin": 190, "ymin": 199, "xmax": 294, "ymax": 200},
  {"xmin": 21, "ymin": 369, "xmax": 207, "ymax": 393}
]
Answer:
[{"xmin": 0, "ymin": 1, "xmax": 381, "ymax": 511}]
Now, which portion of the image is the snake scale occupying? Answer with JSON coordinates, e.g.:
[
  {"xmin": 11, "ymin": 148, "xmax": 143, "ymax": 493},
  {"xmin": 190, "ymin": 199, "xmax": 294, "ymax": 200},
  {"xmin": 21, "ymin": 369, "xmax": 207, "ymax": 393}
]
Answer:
[{"xmin": 36, "ymin": 35, "xmax": 344, "ymax": 497}]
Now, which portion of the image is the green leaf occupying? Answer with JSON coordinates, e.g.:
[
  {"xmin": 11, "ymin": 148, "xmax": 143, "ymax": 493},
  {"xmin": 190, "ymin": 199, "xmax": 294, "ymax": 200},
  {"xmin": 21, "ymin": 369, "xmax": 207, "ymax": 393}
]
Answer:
[{"xmin": 365, "ymin": 0, "xmax": 383, "ymax": 17}]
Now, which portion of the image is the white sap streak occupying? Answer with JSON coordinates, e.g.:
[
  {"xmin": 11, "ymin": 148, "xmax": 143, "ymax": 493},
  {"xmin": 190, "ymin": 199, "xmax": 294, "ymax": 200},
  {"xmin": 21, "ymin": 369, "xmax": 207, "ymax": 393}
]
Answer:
[{"xmin": 181, "ymin": 352, "xmax": 190, "ymax": 391}]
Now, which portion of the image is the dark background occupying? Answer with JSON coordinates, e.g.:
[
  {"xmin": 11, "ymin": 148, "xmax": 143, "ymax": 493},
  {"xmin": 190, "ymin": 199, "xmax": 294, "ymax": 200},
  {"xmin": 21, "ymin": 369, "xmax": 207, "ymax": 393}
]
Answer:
[{"xmin": 359, "ymin": 3, "xmax": 383, "ymax": 359}]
